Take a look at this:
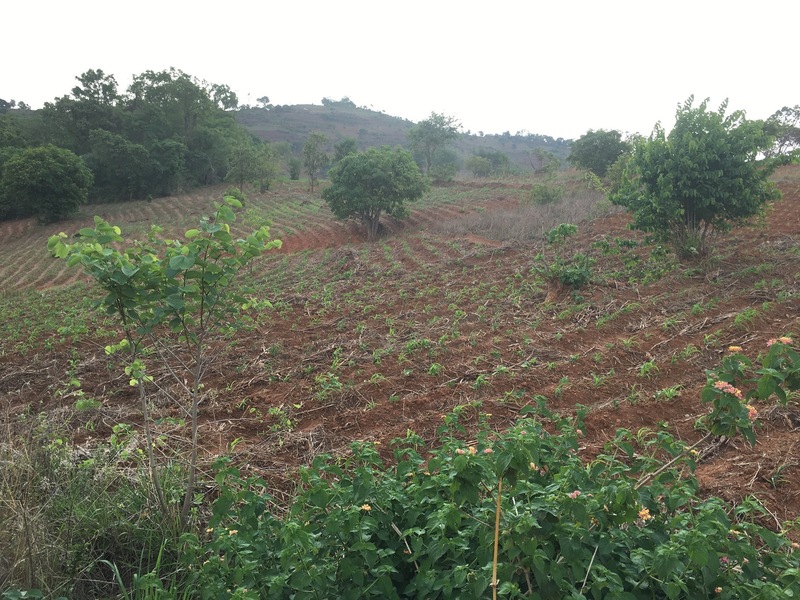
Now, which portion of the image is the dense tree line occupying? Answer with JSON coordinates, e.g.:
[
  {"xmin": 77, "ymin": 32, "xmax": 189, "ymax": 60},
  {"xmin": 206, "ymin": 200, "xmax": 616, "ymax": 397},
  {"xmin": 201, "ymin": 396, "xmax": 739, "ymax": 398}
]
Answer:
[{"xmin": 0, "ymin": 68, "xmax": 273, "ymax": 222}]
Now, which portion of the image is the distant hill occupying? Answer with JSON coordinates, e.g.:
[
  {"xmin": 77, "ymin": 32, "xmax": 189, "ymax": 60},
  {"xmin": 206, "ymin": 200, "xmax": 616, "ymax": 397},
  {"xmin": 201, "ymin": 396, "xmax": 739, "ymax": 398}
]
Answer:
[{"xmin": 236, "ymin": 101, "xmax": 572, "ymax": 172}]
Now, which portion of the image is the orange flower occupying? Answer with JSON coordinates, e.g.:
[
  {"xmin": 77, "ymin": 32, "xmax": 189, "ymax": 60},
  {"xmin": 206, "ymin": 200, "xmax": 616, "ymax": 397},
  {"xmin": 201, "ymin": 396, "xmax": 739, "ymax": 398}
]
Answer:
[
  {"xmin": 638, "ymin": 507, "xmax": 652, "ymax": 521},
  {"xmin": 360, "ymin": 504, "xmax": 372, "ymax": 511},
  {"xmin": 746, "ymin": 404, "xmax": 758, "ymax": 421},
  {"xmin": 727, "ymin": 345, "xmax": 743, "ymax": 353}
]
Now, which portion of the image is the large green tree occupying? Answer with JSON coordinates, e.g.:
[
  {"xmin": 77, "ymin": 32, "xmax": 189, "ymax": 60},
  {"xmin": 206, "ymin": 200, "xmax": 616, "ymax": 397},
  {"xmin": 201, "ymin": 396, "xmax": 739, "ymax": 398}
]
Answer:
[
  {"xmin": 0, "ymin": 144, "xmax": 93, "ymax": 222},
  {"xmin": 302, "ymin": 132, "xmax": 328, "ymax": 192},
  {"xmin": 611, "ymin": 96, "xmax": 782, "ymax": 257},
  {"xmin": 567, "ymin": 129, "xmax": 629, "ymax": 177},
  {"xmin": 407, "ymin": 112, "xmax": 461, "ymax": 174},
  {"xmin": 322, "ymin": 146, "xmax": 428, "ymax": 240}
]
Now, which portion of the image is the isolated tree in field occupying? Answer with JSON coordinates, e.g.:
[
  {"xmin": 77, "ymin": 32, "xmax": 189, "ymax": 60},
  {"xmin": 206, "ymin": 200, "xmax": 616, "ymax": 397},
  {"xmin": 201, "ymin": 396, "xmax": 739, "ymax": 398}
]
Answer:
[
  {"xmin": 568, "ymin": 129, "xmax": 629, "ymax": 177},
  {"xmin": 0, "ymin": 144, "xmax": 93, "ymax": 223},
  {"xmin": 612, "ymin": 96, "xmax": 782, "ymax": 258},
  {"xmin": 407, "ymin": 111, "xmax": 461, "ymax": 173},
  {"xmin": 302, "ymin": 132, "xmax": 328, "ymax": 192},
  {"xmin": 322, "ymin": 146, "xmax": 428, "ymax": 240}
]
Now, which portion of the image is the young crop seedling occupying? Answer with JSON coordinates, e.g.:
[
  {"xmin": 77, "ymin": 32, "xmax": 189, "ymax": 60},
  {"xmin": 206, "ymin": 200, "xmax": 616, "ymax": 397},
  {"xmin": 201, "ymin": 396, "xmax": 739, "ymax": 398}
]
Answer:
[{"xmin": 638, "ymin": 359, "xmax": 659, "ymax": 379}]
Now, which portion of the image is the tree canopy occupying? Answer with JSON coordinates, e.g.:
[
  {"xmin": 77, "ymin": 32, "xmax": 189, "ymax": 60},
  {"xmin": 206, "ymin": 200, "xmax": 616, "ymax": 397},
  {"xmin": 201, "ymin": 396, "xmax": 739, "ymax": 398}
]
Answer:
[
  {"xmin": 407, "ymin": 112, "xmax": 460, "ymax": 174},
  {"xmin": 322, "ymin": 146, "xmax": 428, "ymax": 240},
  {"xmin": 0, "ymin": 144, "xmax": 93, "ymax": 223},
  {"xmin": 611, "ymin": 96, "xmax": 782, "ymax": 257},
  {"xmin": 764, "ymin": 105, "xmax": 800, "ymax": 157},
  {"xmin": 567, "ymin": 129, "xmax": 629, "ymax": 177},
  {"xmin": 302, "ymin": 132, "xmax": 328, "ymax": 192},
  {"xmin": 27, "ymin": 68, "xmax": 247, "ymax": 206}
]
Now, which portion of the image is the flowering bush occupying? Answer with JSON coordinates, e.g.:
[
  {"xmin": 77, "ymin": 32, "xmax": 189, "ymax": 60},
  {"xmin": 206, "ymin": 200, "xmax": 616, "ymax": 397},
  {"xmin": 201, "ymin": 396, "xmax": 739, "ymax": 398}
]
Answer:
[
  {"xmin": 186, "ymin": 401, "xmax": 800, "ymax": 599},
  {"xmin": 699, "ymin": 336, "xmax": 799, "ymax": 445}
]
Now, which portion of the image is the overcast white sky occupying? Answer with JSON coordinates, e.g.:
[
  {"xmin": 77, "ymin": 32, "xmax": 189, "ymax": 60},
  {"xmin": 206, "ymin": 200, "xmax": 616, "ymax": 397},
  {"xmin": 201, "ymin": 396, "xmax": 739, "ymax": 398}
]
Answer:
[{"xmin": 4, "ymin": 1, "xmax": 798, "ymax": 140}]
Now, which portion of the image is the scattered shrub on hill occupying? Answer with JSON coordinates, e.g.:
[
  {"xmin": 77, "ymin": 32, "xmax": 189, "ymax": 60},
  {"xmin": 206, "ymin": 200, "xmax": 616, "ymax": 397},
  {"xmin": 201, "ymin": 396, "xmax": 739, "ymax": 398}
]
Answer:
[
  {"xmin": 529, "ymin": 179, "xmax": 565, "ymax": 205},
  {"xmin": 567, "ymin": 129, "xmax": 630, "ymax": 178}
]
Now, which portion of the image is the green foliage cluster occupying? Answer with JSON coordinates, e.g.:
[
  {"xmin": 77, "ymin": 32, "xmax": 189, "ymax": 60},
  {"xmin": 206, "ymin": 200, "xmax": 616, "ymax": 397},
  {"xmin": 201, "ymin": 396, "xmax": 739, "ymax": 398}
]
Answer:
[
  {"xmin": 184, "ymin": 400, "xmax": 800, "ymax": 599},
  {"xmin": 302, "ymin": 132, "xmax": 328, "ymax": 192},
  {"xmin": 407, "ymin": 112, "xmax": 461, "ymax": 174},
  {"xmin": 323, "ymin": 146, "xmax": 428, "ymax": 240},
  {"xmin": 532, "ymin": 224, "xmax": 594, "ymax": 291},
  {"xmin": 0, "ymin": 144, "xmax": 93, "ymax": 222},
  {"xmin": 699, "ymin": 337, "xmax": 800, "ymax": 445},
  {"xmin": 0, "ymin": 68, "xmax": 270, "ymax": 216},
  {"xmin": 466, "ymin": 149, "xmax": 511, "ymax": 177},
  {"xmin": 529, "ymin": 179, "xmax": 565, "ymax": 205},
  {"xmin": 568, "ymin": 130, "xmax": 630, "ymax": 178},
  {"xmin": 764, "ymin": 105, "xmax": 800, "ymax": 157},
  {"xmin": 612, "ymin": 97, "xmax": 783, "ymax": 258},
  {"xmin": 48, "ymin": 194, "xmax": 281, "ymax": 527}
]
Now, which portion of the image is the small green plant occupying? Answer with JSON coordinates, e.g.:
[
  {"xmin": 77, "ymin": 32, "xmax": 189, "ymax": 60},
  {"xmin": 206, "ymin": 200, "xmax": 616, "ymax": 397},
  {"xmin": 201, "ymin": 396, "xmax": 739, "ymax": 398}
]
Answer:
[
  {"xmin": 638, "ymin": 359, "xmax": 659, "ymax": 379},
  {"xmin": 554, "ymin": 375, "xmax": 570, "ymax": 399},
  {"xmin": 532, "ymin": 224, "xmax": 594, "ymax": 292},
  {"xmin": 734, "ymin": 306, "xmax": 761, "ymax": 330},
  {"xmin": 427, "ymin": 362, "xmax": 443, "ymax": 376},
  {"xmin": 590, "ymin": 369, "xmax": 615, "ymax": 388},
  {"xmin": 315, "ymin": 371, "xmax": 343, "ymax": 400},
  {"xmin": 49, "ymin": 194, "xmax": 281, "ymax": 528},
  {"xmin": 654, "ymin": 385, "xmax": 683, "ymax": 401},
  {"xmin": 267, "ymin": 406, "xmax": 294, "ymax": 433},
  {"xmin": 677, "ymin": 343, "xmax": 700, "ymax": 361}
]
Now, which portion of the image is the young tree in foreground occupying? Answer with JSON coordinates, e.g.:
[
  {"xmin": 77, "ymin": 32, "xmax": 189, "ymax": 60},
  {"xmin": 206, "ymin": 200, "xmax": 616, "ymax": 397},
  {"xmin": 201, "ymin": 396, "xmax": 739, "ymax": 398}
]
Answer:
[
  {"xmin": 48, "ymin": 195, "xmax": 281, "ymax": 528},
  {"xmin": 611, "ymin": 96, "xmax": 783, "ymax": 258},
  {"xmin": 322, "ymin": 146, "xmax": 428, "ymax": 240}
]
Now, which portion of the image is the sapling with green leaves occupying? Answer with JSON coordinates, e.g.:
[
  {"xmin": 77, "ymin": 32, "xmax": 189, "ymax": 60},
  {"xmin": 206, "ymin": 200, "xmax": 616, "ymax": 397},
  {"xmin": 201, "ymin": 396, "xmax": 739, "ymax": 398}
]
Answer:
[{"xmin": 48, "ymin": 194, "xmax": 281, "ymax": 528}]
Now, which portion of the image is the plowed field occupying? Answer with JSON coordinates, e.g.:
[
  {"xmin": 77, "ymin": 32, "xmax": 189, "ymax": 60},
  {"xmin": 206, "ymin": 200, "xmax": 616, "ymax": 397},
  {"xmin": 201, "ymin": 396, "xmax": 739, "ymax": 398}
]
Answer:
[{"xmin": 2, "ymin": 168, "xmax": 800, "ymax": 523}]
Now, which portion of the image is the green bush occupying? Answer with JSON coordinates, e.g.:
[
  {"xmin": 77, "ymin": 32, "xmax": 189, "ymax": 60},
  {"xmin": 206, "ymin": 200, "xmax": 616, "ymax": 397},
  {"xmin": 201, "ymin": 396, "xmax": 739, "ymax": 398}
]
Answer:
[
  {"xmin": 529, "ymin": 180, "xmax": 564, "ymax": 205},
  {"xmin": 187, "ymin": 399, "xmax": 800, "ymax": 599},
  {"xmin": 532, "ymin": 224, "xmax": 594, "ymax": 291}
]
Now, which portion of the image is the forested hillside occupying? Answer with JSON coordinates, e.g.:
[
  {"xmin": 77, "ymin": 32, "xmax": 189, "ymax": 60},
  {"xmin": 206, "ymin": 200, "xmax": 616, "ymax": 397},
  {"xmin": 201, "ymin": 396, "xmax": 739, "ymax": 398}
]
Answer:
[
  {"xmin": 236, "ymin": 97, "xmax": 571, "ymax": 172},
  {"xmin": 0, "ymin": 80, "xmax": 573, "ymax": 225}
]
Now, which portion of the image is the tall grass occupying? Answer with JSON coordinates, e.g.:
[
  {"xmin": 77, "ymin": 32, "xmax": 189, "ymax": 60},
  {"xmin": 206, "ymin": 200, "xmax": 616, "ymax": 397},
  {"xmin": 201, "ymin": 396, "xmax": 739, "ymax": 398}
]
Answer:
[
  {"xmin": 432, "ymin": 172, "xmax": 616, "ymax": 242},
  {"xmin": 0, "ymin": 411, "xmax": 187, "ymax": 599}
]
